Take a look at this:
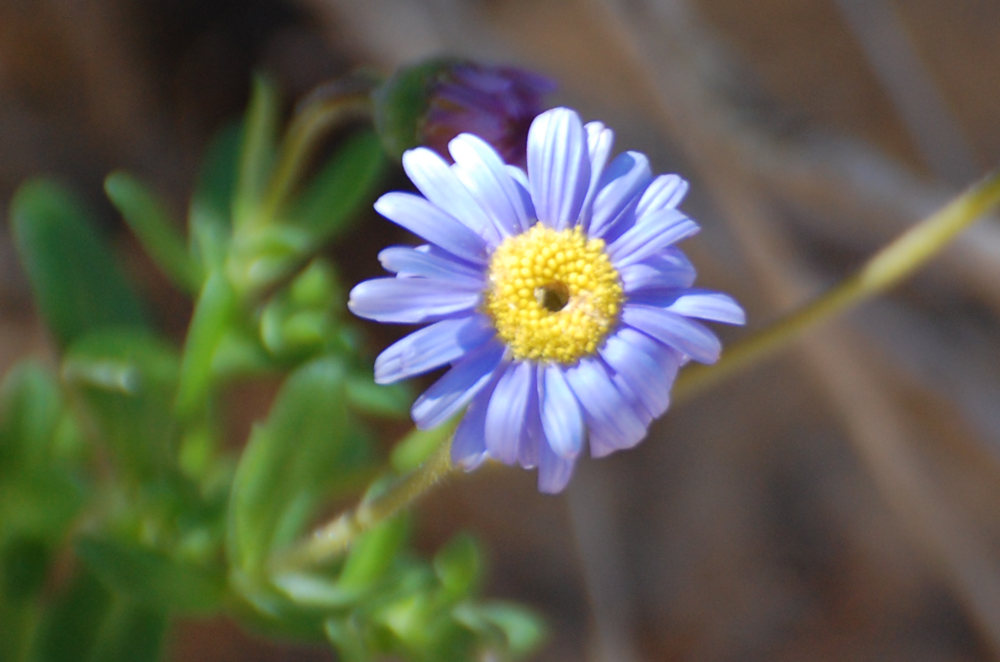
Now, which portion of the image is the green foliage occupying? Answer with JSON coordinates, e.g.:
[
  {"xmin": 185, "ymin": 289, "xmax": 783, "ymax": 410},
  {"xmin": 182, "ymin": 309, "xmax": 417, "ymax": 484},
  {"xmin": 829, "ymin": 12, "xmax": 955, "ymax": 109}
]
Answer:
[
  {"xmin": 10, "ymin": 180, "xmax": 149, "ymax": 347},
  {"xmin": 1, "ymin": 72, "xmax": 547, "ymax": 662}
]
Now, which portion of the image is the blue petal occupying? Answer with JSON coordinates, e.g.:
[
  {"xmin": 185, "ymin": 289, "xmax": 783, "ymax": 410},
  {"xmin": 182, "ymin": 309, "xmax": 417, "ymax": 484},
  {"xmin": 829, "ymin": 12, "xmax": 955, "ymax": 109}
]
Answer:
[
  {"xmin": 537, "ymin": 440, "xmax": 577, "ymax": 493},
  {"xmin": 619, "ymin": 249, "xmax": 697, "ymax": 293},
  {"xmin": 564, "ymin": 358, "xmax": 647, "ymax": 454},
  {"xmin": 628, "ymin": 289, "xmax": 746, "ymax": 325},
  {"xmin": 451, "ymin": 384, "xmax": 494, "ymax": 470},
  {"xmin": 449, "ymin": 133, "xmax": 532, "ymax": 235},
  {"xmin": 579, "ymin": 121, "xmax": 615, "ymax": 227},
  {"xmin": 349, "ymin": 277, "xmax": 480, "ymax": 323},
  {"xmin": 527, "ymin": 108, "xmax": 591, "ymax": 230},
  {"xmin": 539, "ymin": 364, "xmax": 584, "ymax": 459},
  {"xmin": 378, "ymin": 245, "xmax": 483, "ymax": 283},
  {"xmin": 411, "ymin": 339, "xmax": 505, "ymax": 429},
  {"xmin": 599, "ymin": 327, "xmax": 680, "ymax": 419},
  {"xmin": 374, "ymin": 315, "xmax": 496, "ymax": 384},
  {"xmin": 588, "ymin": 151, "xmax": 652, "ymax": 238},
  {"xmin": 608, "ymin": 209, "xmax": 699, "ymax": 267},
  {"xmin": 374, "ymin": 192, "xmax": 487, "ymax": 264},
  {"xmin": 484, "ymin": 361, "xmax": 535, "ymax": 465},
  {"xmin": 402, "ymin": 147, "xmax": 501, "ymax": 244},
  {"xmin": 621, "ymin": 304, "xmax": 722, "ymax": 363},
  {"xmin": 635, "ymin": 174, "xmax": 688, "ymax": 217}
]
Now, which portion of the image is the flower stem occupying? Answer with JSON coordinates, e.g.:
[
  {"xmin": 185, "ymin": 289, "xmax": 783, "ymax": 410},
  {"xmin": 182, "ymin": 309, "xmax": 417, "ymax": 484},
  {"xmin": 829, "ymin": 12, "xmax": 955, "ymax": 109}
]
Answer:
[
  {"xmin": 257, "ymin": 74, "xmax": 378, "ymax": 225},
  {"xmin": 674, "ymin": 167, "xmax": 1000, "ymax": 403},
  {"xmin": 272, "ymin": 419, "xmax": 458, "ymax": 571}
]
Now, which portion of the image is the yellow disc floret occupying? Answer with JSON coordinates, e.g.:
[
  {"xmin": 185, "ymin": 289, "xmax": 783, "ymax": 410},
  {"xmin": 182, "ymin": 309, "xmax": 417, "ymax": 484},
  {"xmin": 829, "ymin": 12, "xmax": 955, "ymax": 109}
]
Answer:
[{"xmin": 485, "ymin": 224, "xmax": 624, "ymax": 364}]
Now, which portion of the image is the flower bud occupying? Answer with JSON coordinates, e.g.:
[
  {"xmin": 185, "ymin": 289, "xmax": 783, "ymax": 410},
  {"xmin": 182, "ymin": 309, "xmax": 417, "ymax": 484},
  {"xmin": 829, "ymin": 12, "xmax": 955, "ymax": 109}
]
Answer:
[{"xmin": 373, "ymin": 58, "xmax": 555, "ymax": 166}]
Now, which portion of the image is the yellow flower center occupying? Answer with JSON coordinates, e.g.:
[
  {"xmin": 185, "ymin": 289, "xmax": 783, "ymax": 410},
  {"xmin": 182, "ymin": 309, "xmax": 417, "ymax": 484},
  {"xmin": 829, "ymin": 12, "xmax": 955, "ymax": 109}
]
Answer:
[{"xmin": 485, "ymin": 224, "xmax": 624, "ymax": 364}]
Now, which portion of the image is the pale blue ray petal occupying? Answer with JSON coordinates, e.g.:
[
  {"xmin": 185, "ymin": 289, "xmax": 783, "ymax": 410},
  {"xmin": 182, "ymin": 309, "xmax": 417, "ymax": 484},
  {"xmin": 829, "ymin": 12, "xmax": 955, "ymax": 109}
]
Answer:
[
  {"xmin": 411, "ymin": 339, "xmax": 505, "ymax": 429},
  {"xmin": 565, "ymin": 358, "xmax": 646, "ymax": 453},
  {"xmin": 348, "ymin": 277, "xmax": 480, "ymax": 323},
  {"xmin": 635, "ymin": 174, "xmax": 688, "ymax": 217},
  {"xmin": 484, "ymin": 361, "xmax": 535, "ymax": 465},
  {"xmin": 619, "ymin": 250, "xmax": 697, "ymax": 293},
  {"xmin": 628, "ymin": 289, "xmax": 746, "ymax": 325},
  {"xmin": 579, "ymin": 121, "xmax": 615, "ymax": 226},
  {"xmin": 588, "ymin": 152, "xmax": 652, "ymax": 238},
  {"xmin": 374, "ymin": 315, "xmax": 495, "ymax": 384},
  {"xmin": 537, "ymin": 440, "xmax": 577, "ymax": 493},
  {"xmin": 599, "ymin": 327, "xmax": 680, "ymax": 419},
  {"xmin": 374, "ymin": 192, "xmax": 487, "ymax": 264},
  {"xmin": 401, "ymin": 147, "xmax": 500, "ymax": 244},
  {"xmin": 449, "ymin": 133, "xmax": 531, "ymax": 235},
  {"xmin": 527, "ymin": 108, "xmax": 590, "ymax": 230},
  {"xmin": 378, "ymin": 245, "xmax": 483, "ymax": 284},
  {"xmin": 451, "ymin": 383, "xmax": 494, "ymax": 470},
  {"xmin": 621, "ymin": 304, "xmax": 722, "ymax": 364},
  {"xmin": 539, "ymin": 364, "xmax": 584, "ymax": 459},
  {"xmin": 608, "ymin": 210, "xmax": 699, "ymax": 267}
]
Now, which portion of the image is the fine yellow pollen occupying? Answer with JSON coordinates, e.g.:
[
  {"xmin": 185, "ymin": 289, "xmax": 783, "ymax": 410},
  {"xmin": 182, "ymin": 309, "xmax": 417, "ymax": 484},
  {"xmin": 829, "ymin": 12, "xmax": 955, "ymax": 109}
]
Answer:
[{"xmin": 485, "ymin": 224, "xmax": 624, "ymax": 364}]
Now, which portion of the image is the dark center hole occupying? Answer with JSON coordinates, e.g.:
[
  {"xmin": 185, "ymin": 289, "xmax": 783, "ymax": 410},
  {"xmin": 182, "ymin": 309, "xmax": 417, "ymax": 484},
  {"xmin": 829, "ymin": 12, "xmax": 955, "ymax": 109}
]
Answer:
[{"xmin": 536, "ymin": 283, "xmax": 570, "ymax": 312}]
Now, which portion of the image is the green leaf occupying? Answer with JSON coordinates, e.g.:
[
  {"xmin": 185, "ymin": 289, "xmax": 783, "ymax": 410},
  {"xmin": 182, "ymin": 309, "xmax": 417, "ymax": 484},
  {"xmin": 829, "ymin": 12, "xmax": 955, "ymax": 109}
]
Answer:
[
  {"xmin": 286, "ymin": 129, "xmax": 386, "ymax": 240},
  {"xmin": 105, "ymin": 172, "xmax": 201, "ymax": 294},
  {"xmin": 31, "ymin": 568, "xmax": 112, "ymax": 662},
  {"xmin": 175, "ymin": 271, "xmax": 239, "ymax": 418},
  {"xmin": 76, "ymin": 535, "xmax": 224, "ymax": 613},
  {"xmin": 338, "ymin": 515, "xmax": 409, "ymax": 592},
  {"xmin": 228, "ymin": 356, "xmax": 369, "ymax": 572},
  {"xmin": 87, "ymin": 599, "xmax": 167, "ymax": 662},
  {"xmin": 62, "ymin": 329, "xmax": 180, "ymax": 480},
  {"xmin": 433, "ymin": 534, "xmax": 482, "ymax": 598},
  {"xmin": 324, "ymin": 617, "xmax": 374, "ymax": 662},
  {"xmin": 455, "ymin": 602, "xmax": 547, "ymax": 659},
  {"xmin": 346, "ymin": 371, "xmax": 411, "ymax": 419},
  {"xmin": 234, "ymin": 74, "xmax": 279, "ymax": 228},
  {"xmin": 0, "ymin": 360, "xmax": 63, "ymax": 471},
  {"xmin": 10, "ymin": 179, "xmax": 149, "ymax": 347},
  {"xmin": 189, "ymin": 123, "xmax": 240, "ymax": 271}
]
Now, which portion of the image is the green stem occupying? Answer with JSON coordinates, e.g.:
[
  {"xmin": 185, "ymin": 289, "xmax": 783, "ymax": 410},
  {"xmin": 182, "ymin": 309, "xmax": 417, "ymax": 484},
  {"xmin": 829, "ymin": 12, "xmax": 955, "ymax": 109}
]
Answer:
[
  {"xmin": 257, "ymin": 76, "xmax": 377, "ymax": 225},
  {"xmin": 273, "ymin": 421, "xmax": 458, "ymax": 571},
  {"xmin": 674, "ymin": 167, "xmax": 1000, "ymax": 402},
  {"xmin": 275, "ymin": 168, "xmax": 1000, "ymax": 570}
]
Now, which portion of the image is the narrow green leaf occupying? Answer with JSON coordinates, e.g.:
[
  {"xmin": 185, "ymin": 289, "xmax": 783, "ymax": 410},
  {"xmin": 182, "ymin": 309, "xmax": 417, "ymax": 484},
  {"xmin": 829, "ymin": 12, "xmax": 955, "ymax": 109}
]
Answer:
[
  {"xmin": 228, "ymin": 356, "xmax": 367, "ymax": 571},
  {"xmin": 31, "ymin": 568, "xmax": 112, "ymax": 662},
  {"xmin": 105, "ymin": 172, "xmax": 201, "ymax": 294},
  {"xmin": 433, "ymin": 534, "xmax": 482, "ymax": 598},
  {"xmin": 76, "ymin": 536, "xmax": 224, "ymax": 613},
  {"xmin": 234, "ymin": 74, "xmax": 279, "ymax": 227},
  {"xmin": 10, "ymin": 179, "xmax": 149, "ymax": 347},
  {"xmin": 338, "ymin": 516, "xmax": 409, "ymax": 592},
  {"xmin": 87, "ymin": 599, "xmax": 167, "ymax": 662},
  {"xmin": 455, "ymin": 602, "xmax": 547, "ymax": 659},
  {"xmin": 63, "ymin": 329, "xmax": 179, "ymax": 480},
  {"xmin": 175, "ymin": 271, "xmax": 238, "ymax": 418},
  {"xmin": 189, "ymin": 122, "xmax": 240, "ymax": 271},
  {"xmin": 286, "ymin": 129, "xmax": 386, "ymax": 240},
  {"xmin": 0, "ymin": 360, "xmax": 63, "ymax": 471}
]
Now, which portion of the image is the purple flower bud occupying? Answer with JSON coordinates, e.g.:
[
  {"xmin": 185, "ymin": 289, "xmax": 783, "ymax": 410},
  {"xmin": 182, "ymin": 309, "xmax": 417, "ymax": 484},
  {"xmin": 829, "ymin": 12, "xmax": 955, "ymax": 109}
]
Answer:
[{"xmin": 373, "ymin": 59, "xmax": 555, "ymax": 167}]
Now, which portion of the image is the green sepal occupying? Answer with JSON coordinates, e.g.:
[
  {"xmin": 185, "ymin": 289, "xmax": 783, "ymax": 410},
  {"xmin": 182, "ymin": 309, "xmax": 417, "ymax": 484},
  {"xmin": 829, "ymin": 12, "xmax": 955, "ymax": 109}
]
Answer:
[
  {"xmin": 371, "ymin": 58, "xmax": 458, "ymax": 159},
  {"xmin": 10, "ymin": 179, "xmax": 149, "ymax": 348}
]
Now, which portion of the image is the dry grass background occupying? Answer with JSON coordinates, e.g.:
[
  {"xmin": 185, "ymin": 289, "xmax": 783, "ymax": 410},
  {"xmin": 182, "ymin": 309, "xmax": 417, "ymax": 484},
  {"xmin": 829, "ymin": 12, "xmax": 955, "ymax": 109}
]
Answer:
[{"xmin": 3, "ymin": 1, "xmax": 1000, "ymax": 660}]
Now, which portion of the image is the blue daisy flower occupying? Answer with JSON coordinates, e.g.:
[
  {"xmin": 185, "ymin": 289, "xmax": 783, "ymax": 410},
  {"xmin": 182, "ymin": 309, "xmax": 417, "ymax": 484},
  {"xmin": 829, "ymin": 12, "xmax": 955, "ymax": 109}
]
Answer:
[{"xmin": 349, "ymin": 107, "xmax": 744, "ymax": 493}]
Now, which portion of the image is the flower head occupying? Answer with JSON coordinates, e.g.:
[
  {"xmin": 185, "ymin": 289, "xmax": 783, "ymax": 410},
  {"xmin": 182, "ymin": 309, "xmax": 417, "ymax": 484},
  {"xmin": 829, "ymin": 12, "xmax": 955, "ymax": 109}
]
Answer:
[
  {"xmin": 373, "ymin": 59, "xmax": 554, "ymax": 167},
  {"xmin": 350, "ymin": 107, "xmax": 744, "ymax": 493}
]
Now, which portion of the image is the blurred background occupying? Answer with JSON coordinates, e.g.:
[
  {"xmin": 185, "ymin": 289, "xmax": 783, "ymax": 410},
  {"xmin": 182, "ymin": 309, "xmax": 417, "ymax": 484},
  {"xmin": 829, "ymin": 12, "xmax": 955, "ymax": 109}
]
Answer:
[{"xmin": 3, "ymin": 0, "xmax": 1000, "ymax": 660}]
